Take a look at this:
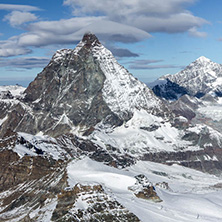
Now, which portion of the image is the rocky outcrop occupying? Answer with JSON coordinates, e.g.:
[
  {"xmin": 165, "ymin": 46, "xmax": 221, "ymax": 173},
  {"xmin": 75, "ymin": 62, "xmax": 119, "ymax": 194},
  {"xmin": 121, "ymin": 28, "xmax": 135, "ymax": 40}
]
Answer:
[
  {"xmin": 0, "ymin": 150, "xmax": 67, "ymax": 221},
  {"xmin": 52, "ymin": 183, "xmax": 140, "ymax": 222},
  {"xmin": 169, "ymin": 95, "xmax": 202, "ymax": 120},
  {"xmin": 128, "ymin": 174, "xmax": 162, "ymax": 202},
  {"xmin": 0, "ymin": 148, "xmax": 64, "ymax": 192},
  {"xmin": 0, "ymin": 131, "xmax": 139, "ymax": 221}
]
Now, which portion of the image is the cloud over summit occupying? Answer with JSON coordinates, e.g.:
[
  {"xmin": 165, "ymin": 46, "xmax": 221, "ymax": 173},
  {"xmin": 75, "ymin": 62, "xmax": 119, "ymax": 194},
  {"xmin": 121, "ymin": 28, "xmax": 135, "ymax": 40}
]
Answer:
[
  {"xmin": 0, "ymin": 1, "xmax": 209, "ymax": 63},
  {"xmin": 63, "ymin": 0, "xmax": 208, "ymax": 34}
]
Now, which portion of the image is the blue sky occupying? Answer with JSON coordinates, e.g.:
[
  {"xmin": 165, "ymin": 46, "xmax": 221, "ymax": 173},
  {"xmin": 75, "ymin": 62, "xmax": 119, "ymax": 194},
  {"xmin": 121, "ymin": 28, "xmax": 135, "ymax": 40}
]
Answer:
[{"xmin": 0, "ymin": 0, "xmax": 222, "ymax": 86}]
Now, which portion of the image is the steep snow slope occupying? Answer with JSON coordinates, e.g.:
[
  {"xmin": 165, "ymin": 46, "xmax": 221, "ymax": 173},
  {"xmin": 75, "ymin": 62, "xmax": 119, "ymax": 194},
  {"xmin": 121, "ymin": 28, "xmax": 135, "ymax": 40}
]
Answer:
[{"xmin": 91, "ymin": 39, "xmax": 163, "ymax": 118}]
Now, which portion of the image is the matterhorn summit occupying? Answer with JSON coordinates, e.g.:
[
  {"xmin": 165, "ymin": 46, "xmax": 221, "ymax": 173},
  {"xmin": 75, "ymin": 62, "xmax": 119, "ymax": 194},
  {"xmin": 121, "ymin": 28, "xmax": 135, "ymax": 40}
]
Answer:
[{"xmin": 0, "ymin": 33, "xmax": 166, "ymax": 137}]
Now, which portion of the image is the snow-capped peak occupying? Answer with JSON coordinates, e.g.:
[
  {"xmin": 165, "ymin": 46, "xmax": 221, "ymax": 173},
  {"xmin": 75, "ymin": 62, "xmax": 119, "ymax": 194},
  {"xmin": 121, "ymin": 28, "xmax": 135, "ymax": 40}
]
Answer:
[
  {"xmin": 13, "ymin": 33, "xmax": 167, "ymax": 137},
  {"xmin": 157, "ymin": 56, "xmax": 222, "ymax": 97},
  {"xmin": 150, "ymin": 55, "xmax": 222, "ymax": 100},
  {"xmin": 195, "ymin": 56, "xmax": 211, "ymax": 63}
]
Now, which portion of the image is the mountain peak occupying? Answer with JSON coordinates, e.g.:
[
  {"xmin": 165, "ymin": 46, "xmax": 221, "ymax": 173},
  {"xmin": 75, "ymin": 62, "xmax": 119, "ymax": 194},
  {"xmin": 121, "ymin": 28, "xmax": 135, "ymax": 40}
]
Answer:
[
  {"xmin": 195, "ymin": 56, "xmax": 211, "ymax": 63},
  {"xmin": 82, "ymin": 32, "xmax": 100, "ymax": 48}
]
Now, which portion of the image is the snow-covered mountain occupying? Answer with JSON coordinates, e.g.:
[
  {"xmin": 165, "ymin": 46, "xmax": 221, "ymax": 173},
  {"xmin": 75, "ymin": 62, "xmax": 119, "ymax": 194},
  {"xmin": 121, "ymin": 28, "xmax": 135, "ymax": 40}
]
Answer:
[
  {"xmin": 0, "ymin": 33, "xmax": 167, "ymax": 138},
  {"xmin": 149, "ymin": 56, "xmax": 222, "ymax": 136},
  {"xmin": 0, "ymin": 34, "xmax": 222, "ymax": 173},
  {"xmin": 151, "ymin": 56, "xmax": 222, "ymax": 100},
  {"xmin": 1, "ymin": 35, "xmax": 222, "ymax": 221}
]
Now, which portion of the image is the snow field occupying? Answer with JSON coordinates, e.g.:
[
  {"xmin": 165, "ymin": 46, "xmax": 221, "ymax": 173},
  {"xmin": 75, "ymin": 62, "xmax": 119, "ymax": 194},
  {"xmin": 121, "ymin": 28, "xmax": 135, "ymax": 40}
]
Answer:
[{"xmin": 67, "ymin": 157, "xmax": 222, "ymax": 222}]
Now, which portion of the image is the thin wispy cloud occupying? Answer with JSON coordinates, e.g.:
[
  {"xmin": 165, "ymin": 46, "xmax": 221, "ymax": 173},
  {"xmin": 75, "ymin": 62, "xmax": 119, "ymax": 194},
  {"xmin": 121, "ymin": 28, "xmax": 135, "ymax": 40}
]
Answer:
[
  {"xmin": 129, "ymin": 64, "xmax": 183, "ymax": 70},
  {"xmin": 0, "ymin": 4, "xmax": 40, "ymax": 12},
  {"xmin": 188, "ymin": 27, "xmax": 207, "ymax": 38},
  {"xmin": 0, "ymin": 57, "xmax": 49, "ymax": 69},
  {"xmin": 107, "ymin": 47, "xmax": 139, "ymax": 58},
  {"xmin": 128, "ymin": 59, "xmax": 183, "ymax": 70}
]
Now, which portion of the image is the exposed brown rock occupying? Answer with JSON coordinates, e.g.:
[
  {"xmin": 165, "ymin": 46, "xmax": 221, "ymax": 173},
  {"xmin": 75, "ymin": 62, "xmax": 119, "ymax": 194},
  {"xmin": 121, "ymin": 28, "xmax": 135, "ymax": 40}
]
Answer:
[
  {"xmin": 128, "ymin": 174, "xmax": 162, "ymax": 202},
  {"xmin": 0, "ymin": 149, "xmax": 64, "ymax": 192},
  {"xmin": 52, "ymin": 183, "xmax": 140, "ymax": 222}
]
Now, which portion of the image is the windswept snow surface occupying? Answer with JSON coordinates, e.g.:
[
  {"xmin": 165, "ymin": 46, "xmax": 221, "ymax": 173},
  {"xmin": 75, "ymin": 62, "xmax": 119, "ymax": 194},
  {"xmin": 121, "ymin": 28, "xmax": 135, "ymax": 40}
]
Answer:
[{"xmin": 67, "ymin": 157, "xmax": 222, "ymax": 222}]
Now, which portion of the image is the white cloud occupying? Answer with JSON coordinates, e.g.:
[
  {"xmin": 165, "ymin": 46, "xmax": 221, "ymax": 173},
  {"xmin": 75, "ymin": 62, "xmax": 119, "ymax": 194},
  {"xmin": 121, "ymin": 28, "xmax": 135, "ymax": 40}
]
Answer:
[
  {"xmin": 71, "ymin": 20, "xmax": 151, "ymax": 43},
  {"xmin": 129, "ymin": 13, "xmax": 208, "ymax": 33},
  {"xmin": 0, "ymin": 17, "xmax": 151, "ymax": 57},
  {"xmin": 17, "ymin": 18, "xmax": 151, "ymax": 46},
  {"xmin": 63, "ymin": 0, "xmax": 195, "ymax": 17},
  {"xmin": 0, "ymin": 47, "xmax": 32, "ymax": 57},
  {"xmin": 27, "ymin": 17, "xmax": 103, "ymax": 35},
  {"xmin": 188, "ymin": 27, "xmax": 207, "ymax": 38},
  {"xmin": 0, "ymin": 36, "xmax": 32, "ymax": 57},
  {"xmin": 0, "ymin": 0, "xmax": 209, "ymax": 58},
  {"xmin": 4, "ymin": 11, "xmax": 38, "ymax": 27},
  {"xmin": 0, "ymin": 4, "xmax": 40, "ymax": 12},
  {"xmin": 17, "ymin": 17, "xmax": 103, "ymax": 47},
  {"xmin": 63, "ymin": 0, "xmax": 208, "ymax": 34}
]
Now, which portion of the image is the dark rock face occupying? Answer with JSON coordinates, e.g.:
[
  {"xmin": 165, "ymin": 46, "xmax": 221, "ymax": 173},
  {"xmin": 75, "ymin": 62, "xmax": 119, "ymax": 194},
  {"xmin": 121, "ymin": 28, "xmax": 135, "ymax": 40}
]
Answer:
[
  {"xmin": 22, "ymin": 34, "xmax": 122, "ymax": 136},
  {"xmin": 0, "ymin": 149, "xmax": 68, "ymax": 221},
  {"xmin": 169, "ymin": 95, "xmax": 202, "ymax": 121},
  {"xmin": 0, "ymin": 149, "xmax": 64, "ymax": 192},
  {"xmin": 152, "ymin": 79, "xmax": 188, "ymax": 100}
]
